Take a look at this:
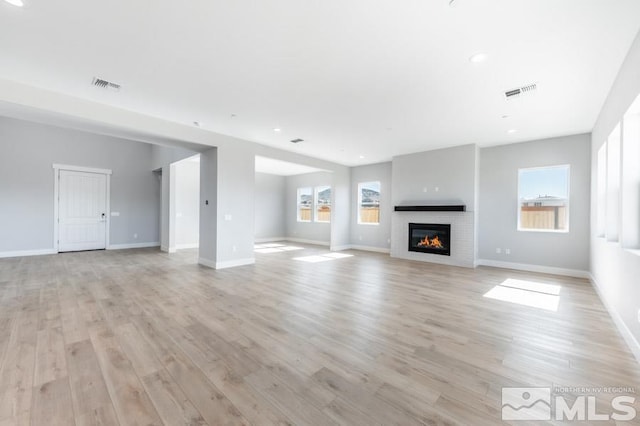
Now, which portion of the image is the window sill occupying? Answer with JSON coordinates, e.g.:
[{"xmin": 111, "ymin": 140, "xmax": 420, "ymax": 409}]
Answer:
[
  {"xmin": 624, "ymin": 248, "xmax": 640, "ymax": 257},
  {"xmin": 357, "ymin": 222, "xmax": 380, "ymax": 226},
  {"xmin": 517, "ymin": 228, "xmax": 569, "ymax": 234}
]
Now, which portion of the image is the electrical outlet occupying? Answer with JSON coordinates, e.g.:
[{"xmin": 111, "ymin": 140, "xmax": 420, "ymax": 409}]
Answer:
[
  {"xmin": 423, "ymin": 187, "xmax": 428, "ymax": 193},
  {"xmin": 505, "ymin": 248, "xmax": 511, "ymax": 255},
  {"xmin": 359, "ymin": 235, "xmax": 362, "ymax": 241},
  {"xmin": 496, "ymin": 248, "xmax": 501, "ymax": 254},
  {"xmin": 232, "ymin": 245, "xmax": 237, "ymax": 253},
  {"xmin": 435, "ymin": 187, "xmax": 439, "ymax": 192},
  {"xmin": 133, "ymin": 233, "xmax": 138, "ymax": 239},
  {"xmin": 224, "ymin": 214, "xmax": 232, "ymax": 221}
]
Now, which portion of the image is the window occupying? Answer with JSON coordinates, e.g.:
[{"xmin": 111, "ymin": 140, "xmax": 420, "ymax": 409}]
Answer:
[
  {"xmin": 606, "ymin": 124, "xmax": 621, "ymax": 242},
  {"xmin": 518, "ymin": 165, "xmax": 570, "ymax": 232},
  {"xmin": 622, "ymin": 93, "xmax": 640, "ymax": 249},
  {"xmin": 358, "ymin": 181, "xmax": 380, "ymax": 225},
  {"xmin": 596, "ymin": 143, "xmax": 607, "ymax": 237},
  {"xmin": 297, "ymin": 187, "xmax": 312, "ymax": 222},
  {"xmin": 314, "ymin": 186, "xmax": 331, "ymax": 223}
]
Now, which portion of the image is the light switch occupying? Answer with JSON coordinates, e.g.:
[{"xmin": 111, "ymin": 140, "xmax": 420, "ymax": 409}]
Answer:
[{"xmin": 224, "ymin": 214, "xmax": 232, "ymax": 221}]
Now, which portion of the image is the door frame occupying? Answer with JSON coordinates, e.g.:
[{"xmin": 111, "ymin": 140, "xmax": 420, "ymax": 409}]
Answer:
[{"xmin": 53, "ymin": 164, "xmax": 112, "ymax": 253}]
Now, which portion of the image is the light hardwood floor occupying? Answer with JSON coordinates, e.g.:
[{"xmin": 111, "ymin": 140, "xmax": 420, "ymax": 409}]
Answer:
[{"xmin": 0, "ymin": 243, "xmax": 639, "ymax": 425}]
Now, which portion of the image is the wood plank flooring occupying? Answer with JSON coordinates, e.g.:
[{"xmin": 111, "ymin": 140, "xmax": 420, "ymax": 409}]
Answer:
[{"xmin": 0, "ymin": 243, "xmax": 639, "ymax": 425}]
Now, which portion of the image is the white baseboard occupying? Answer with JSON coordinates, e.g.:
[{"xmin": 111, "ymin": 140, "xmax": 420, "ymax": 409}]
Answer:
[
  {"xmin": 476, "ymin": 259, "xmax": 590, "ymax": 279},
  {"xmin": 590, "ymin": 274, "xmax": 640, "ymax": 364},
  {"xmin": 176, "ymin": 243, "xmax": 199, "ymax": 250},
  {"xmin": 107, "ymin": 242, "xmax": 160, "ymax": 250},
  {"xmin": 0, "ymin": 248, "xmax": 57, "ymax": 259},
  {"xmin": 348, "ymin": 244, "xmax": 391, "ymax": 254},
  {"xmin": 255, "ymin": 237, "xmax": 286, "ymax": 243},
  {"xmin": 198, "ymin": 257, "xmax": 255, "ymax": 270},
  {"xmin": 284, "ymin": 238, "xmax": 330, "ymax": 247}
]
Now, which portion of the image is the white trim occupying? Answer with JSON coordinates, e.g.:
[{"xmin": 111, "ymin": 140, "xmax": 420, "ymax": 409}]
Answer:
[
  {"xmin": 285, "ymin": 238, "xmax": 330, "ymax": 247},
  {"xmin": 255, "ymin": 237, "xmax": 287, "ymax": 243},
  {"xmin": 52, "ymin": 164, "xmax": 113, "ymax": 175},
  {"xmin": 330, "ymin": 245, "xmax": 352, "ymax": 252},
  {"xmin": 476, "ymin": 259, "xmax": 590, "ymax": 279},
  {"xmin": 590, "ymin": 274, "xmax": 640, "ymax": 364},
  {"xmin": 517, "ymin": 164, "xmax": 570, "ymax": 233},
  {"xmin": 348, "ymin": 244, "xmax": 391, "ymax": 254},
  {"xmin": 107, "ymin": 242, "xmax": 160, "ymax": 250},
  {"xmin": 53, "ymin": 165, "xmax": 111, "ymax": 253},
  {"xmin": 176, "ymin": 243, "xmax": 199, "ymax": 250},
  {"xmin": 160, "ymin": 245, "xmax": 169, "ymax": 252},
  {"xmin": 198, "ymin": 257, "xmax": 255, "ymax": 269},
  {"xmin": 0, "ymin": 249, "xmax": 57, "ymax": 259}
]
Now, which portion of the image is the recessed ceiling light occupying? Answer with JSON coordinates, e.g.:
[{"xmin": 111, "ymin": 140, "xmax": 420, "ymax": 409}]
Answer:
[
  {"xmin": 4, "ymin": 0, "xmax": 24, "ymax": 7},
  {"xmin": 273, "ymin": 128, "xmax": 281, "ymax": 132},
  {"xmin": 507, "ymin": 129, "xmax": 518, "ymax": 134},
  {"xmin": 359, "ymin": 155, "xmax": 365, "ymax": 159},
  {"xmin": 448, "ymin": 0, "xmax": 457, "ymax": 7},
  {"xmin": 501, "ymin": 115, "xmax": 510, "ymax": 119},
  {"xmin": 469, "ymin": 53, "xmax": 488, "ymax": 63},
  {"xmin": 193, "ymin": 121, "xmax": 201, "ymax": 127}
]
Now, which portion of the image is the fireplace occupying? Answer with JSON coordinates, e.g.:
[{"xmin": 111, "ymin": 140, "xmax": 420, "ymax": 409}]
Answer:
[{"xmin": 408, "ymin": 223, "xmax": 451, "ymax": 256}]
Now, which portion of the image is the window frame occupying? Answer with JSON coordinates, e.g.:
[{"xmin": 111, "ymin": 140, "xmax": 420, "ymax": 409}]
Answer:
[
  {"xmin": 357, "ymin": 181, "xmax": 381, "ymax": 226},
  {"xmin": 296, "ymin": 187, "xmax": 313, "ymax": 223},
  {"xmin": 314, "ymin": 185, "xmax": 332, "ymax": 223},
  {"xmin": 517, "ymin": 164, "xmax": 571, "ymax": 233}
]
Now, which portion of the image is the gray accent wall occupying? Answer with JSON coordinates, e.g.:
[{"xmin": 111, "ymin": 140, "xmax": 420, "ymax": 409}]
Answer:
[
  {"xmin": 350, "ymin": 162, "xmax": 392, "ymax": 250},
  {"xmin": 255, "ymin": 173, "xmax": 286, "ymax": 240},
  {"xmin": 0, "ymin": 116, "xmax": 160, "ymax": 252},
  {"xmin": 392, "ymin": 144, "xmax": 477, "ymax": 207},
  {"xmin": 285, "ymin": 172, "xmax": 333, "ymax": 244},
  {"xmin": 478, "ymin": 134, "xmax": 591, "ymax": 271},
  {"xmin": 391, "ymin": 144, "xmax": 478, "ymax": 266},
  {"xmin": 590, "ymin": 29, "xmax": 640, "ymax": 359}
]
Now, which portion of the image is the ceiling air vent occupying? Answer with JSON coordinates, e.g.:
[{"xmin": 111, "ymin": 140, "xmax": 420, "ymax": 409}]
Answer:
[
  {"xmin": 92, "ymin": 77, "xmax": 121, "ymax": 92},
  {"xmin": 290, "ymin": 138, "xmax": 304, "ymax": 144},
  {"xmin": 504, "ymin": 83, "xmax": 537, "ymax": 100}
]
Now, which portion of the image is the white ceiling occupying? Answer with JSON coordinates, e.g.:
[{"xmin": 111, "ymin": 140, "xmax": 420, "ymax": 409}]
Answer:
[
  {"xmin": 1, "ymin": 0, "xmax": 639, "ymax": 166},
  {"xmin": 255, "ymin": 156, "xmax": 327, "ymax": 176}
]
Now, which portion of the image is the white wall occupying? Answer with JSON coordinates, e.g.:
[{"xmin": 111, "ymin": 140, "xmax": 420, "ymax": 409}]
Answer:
[
  {"xmin": 350, "ymin": 162, "xmax": 392, "ymax": 251},
  {"xmin": 174, "ymin": 158, "xmax": 200, "ymax": 248},
  {"xmin": 0, "ymin": 116, "xmax": 160, "ymax": 254},
  {"xmin": 255, "ymin": 172, "xmax": 286, "ymax": 240},
  {"xmin": 285, "ymin": 172, "xmax": 333, "ymax": 245},
  {"xmin": 478, "ymin": 134, "xmax": 591, "ymax": 272},
  {"xmin": 590, "ymin": 29, "xmax": 640, "ymax": 361}
]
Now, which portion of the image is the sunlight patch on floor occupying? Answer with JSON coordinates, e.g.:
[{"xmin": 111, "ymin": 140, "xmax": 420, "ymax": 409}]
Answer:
[
  {"xmin": 254, "ymin": 243, "xmax": 304, "ymax": 253},
  {"xmin": 483, "ymin": 278, "xmax": 561, "ymax": 312}
]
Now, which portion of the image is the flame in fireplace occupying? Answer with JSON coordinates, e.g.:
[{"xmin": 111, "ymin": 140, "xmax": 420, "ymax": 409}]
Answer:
[{"xmin": 417, "ymin": 235, "xmax": 444, "ymax": 249}]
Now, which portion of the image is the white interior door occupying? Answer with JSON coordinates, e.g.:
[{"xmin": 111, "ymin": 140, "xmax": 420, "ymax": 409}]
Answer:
[{"xmin": 58, "ymin": 170, "xmax": 107, "ymax": 252}]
